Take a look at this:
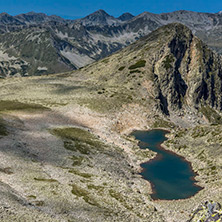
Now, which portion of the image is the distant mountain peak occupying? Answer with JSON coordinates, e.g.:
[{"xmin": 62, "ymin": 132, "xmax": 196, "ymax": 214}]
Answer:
[
  {"xmin": 118, "ymin": 12, "xmax": 134, "ymax": 21},
  {"xmin": 84, "ymin": 9, "xmax": 111, "ymax": 20},
  {"xmin": 15, "ymin": 11, "xmax": 47, "ymax": 19},
  {"xmin": 0, "ymin": 12, "xmax": 22, "ymax": 24},
  {"xmin": 17, "ymin": 11, "xmax": 47, "ymax": 17},
  {"xmin": 0, "ymin": 12, "xmax": 13, "ymax": 19},
  {"xmin": 136, "ymin": 11, "xmax": 156, "ymax": 19},
  {"xmin": 79, "ymin": 9, "xmax": 120, "ymax": 26},
  {"xmin": 26, "ymin": 11, "xmax": 39, "ymax": 15},
  {"xmin": 14, "ymin": 12, "xmax": 65, "ymax": 24},
  {"xmin": 91, "ymin": 9, "xmax": 110, "ymax": 16},
  {"xmin": 0, "ymin": 12, "xmax": 10, "ymax": 16}
]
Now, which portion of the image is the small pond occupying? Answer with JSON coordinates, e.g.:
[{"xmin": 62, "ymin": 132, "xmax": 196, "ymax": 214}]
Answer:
[{"xmin": 131, "ymin": 129, "xmax": 202, "ymax": 200}]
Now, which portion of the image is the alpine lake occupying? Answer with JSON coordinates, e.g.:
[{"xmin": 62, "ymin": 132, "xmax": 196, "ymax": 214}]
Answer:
[{"xmin": 131, "ymin": 129, "xmax": 202, "ymax": 200}]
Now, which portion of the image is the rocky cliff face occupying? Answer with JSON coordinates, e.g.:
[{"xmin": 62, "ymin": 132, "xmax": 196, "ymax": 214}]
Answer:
[{"xmin": 148, "ymin": 24, "xmax": 222, "ymax": 115}]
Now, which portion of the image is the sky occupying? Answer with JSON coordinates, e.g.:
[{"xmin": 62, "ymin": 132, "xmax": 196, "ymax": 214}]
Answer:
[{"xmin": 0, "ymin": 0, "xmax": 221, "ymax": 19}]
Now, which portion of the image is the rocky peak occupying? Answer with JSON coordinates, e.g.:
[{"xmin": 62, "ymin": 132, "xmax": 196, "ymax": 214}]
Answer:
[
  {"xmin": 145, "ymin": 23, "xmax": 222, "ymax": 115},
  {"xmin": 49, "ymin": 14, "xmax": 65, "ymax": 22},
  {"xmin": 0, "ymin": 12, "xmax": 22, "ymax": 24},
  {"xmin": 78, "ymin": 9, "xmax": 121, "ymax": 26},
  {"xmin": 15, "ymin": 11, "xmax": 47, "ymax": 21},
  {"xmin": 0, "ymin": 12, "xmax": 10, "ymax": 17},
  {"xmin": 14, "ymin": 11, "xmax": 63, "ymax": 24},
  {"xmin": 143, "ymin": 23, "xmax": 194, "ymax": 113},
  {"xmin": 136, "ymin": 11, "xmax": 157, "ymax": 20},
  {"xmin": 90, "ymin": 9, "xmax": 110, "ymax": 17},
  {"xmin": 117, "ymin": 12, "xmax": 134, "ymax": 21}
]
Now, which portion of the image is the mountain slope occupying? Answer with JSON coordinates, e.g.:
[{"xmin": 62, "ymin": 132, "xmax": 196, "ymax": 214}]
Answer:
[
  {"xmin": 0, "ymin": 28, "xmax": 74, "ymax": 76},
  {"xmin": 79, "ymin": 23, "xmax": 222, "ymax": 125}
]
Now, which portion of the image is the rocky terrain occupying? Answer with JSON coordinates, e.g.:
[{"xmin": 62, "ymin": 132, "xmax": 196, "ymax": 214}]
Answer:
[
  {"xmin": 188, "ymin": 201, "xmax": 222, "ymax": 222},
  {"xmin": 1, "ymin": 10, "xmax": 222, "ymax": 76},
  {"xmin": 77, "ymin": 23, "xmax": 222, "ymax": 121},
  {"xmin": 0, "ymin": 23, "xmax": 222, "ymax": 222}
]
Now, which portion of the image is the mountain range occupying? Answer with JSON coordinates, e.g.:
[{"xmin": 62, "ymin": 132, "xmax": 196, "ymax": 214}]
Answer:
[{"xmin": 0, "ymin": 9, "xmax": 222, "ymax": 77}]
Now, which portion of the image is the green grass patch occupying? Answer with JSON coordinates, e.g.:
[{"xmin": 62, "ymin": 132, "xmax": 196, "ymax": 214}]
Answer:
[
  {"xmin": 109, "ymin": 189, "xmax": 132, "ymax": 210},
  {"xmin": 77, "ymin": 89, "xmax": 134, "ymax": 113},
  {"xmin": 129, "ymin": 69, "xmax": 141, "ymax": 74},
  {"xmin": 64, "ymin": 140, "xmax": 91, "ymax": 154},
  {"xmin": 71, "ymin": 156, "xmax": 85, "ymax": 166},
  {"xmin": 87, "ymin": 184, "xmax": 104, "ymax": 192},
  {"xmin": 51, "ymin": 127, "xmax": 105, "ymax": 154},
  {"xmin": 101, "ymin": 58, "xmax": 109, "ymax": 63},
  {"xmin": 152, "ymin": 118, "xmax": 175, "ymax": 128},
  {"xmin": 34, "ymin": 178, "xmax": 58, "ymax": 182},
  {"xmin": 129, "ymin": 60, "xmax": 146, "ymax": 70},
  {"xmin": 163, "ymin": 55, "xmax": 174, "ymax": 70},
  {"xmin": 0, "ymin": 100, "xmax": 49, "ymax": 113},
  {"xmin": 27, "ymin": 195, "xmax": 37, "ymax": 199},
  {"xmin": 109, "ymin": 189, "xmax": 124, "ymax": 202},
  {"xmin": 68, "ymin": 168, "xmax": 92, "ymax": 178},
  {"xmin": 71, "ymin": 184, "xmax": 100, "ymax": 206},
  {"xmin": 118, "ymin": 66, "xmax": 125, "ymax": 71},
  {"xmin": 191, "ymin": 126, "xmax": 211, "ymax": 138},
  {"xmin": 211, "ymin": 166, "xmax": 216, "ymax": 171},
  {"xmin": 71, "ymin": 184, "xmax": 89, "ymax": 198}
]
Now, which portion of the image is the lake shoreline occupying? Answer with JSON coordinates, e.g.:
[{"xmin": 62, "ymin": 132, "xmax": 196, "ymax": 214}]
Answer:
[{"xmin": 131, "ymin": 129, "xmax": 203, "ymax": 201}]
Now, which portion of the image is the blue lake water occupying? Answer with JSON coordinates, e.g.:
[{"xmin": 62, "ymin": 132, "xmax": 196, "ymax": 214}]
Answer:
[{"xmin": 131, "ymin": 129, "xmax": 202, "ymax": 200}]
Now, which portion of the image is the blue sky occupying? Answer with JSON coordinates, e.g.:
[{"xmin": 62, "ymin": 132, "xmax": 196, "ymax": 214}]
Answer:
[{"xmin": 1, "ymin": 0, "xmax": 222, "ymax": 19}]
